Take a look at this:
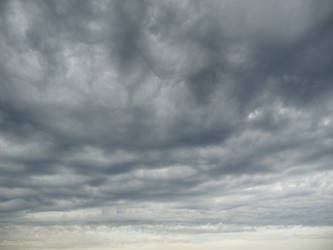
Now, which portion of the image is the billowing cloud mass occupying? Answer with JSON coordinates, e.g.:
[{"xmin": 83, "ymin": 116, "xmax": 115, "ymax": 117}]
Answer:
[{"xmin": 0, "ymin": 0, "xmax": 333, "ymax": 249}]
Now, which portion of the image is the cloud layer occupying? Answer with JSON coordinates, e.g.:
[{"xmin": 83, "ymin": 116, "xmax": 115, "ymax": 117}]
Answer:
[{"xmin": 1, "ymin": 0, "xmax": 333, "ymax": 249}]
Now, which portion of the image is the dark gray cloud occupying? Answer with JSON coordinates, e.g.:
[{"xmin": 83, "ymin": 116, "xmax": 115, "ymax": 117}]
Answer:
[{"xmin": 0, "ymin": 0, "xmax": 333, "ymax": 240}]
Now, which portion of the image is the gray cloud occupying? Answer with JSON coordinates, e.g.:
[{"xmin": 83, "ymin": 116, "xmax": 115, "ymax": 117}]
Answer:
[{"xmin": 0, "ymin": 0, "xmax": 333, "ymax": 241}]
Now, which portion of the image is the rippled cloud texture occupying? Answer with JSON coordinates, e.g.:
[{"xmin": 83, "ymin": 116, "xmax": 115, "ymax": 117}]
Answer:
[{"xmin": 1, "ymin": 0, "xmax": 333, "ymax": 249}]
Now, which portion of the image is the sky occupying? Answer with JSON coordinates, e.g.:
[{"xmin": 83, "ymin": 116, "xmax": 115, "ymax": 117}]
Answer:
[{"xmin": 0, "ymin": 0, "xmax": 333, "ymax": 249}]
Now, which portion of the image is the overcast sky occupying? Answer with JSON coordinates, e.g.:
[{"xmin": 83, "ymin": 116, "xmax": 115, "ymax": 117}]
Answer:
[{"xmin": 0, "ymin": 0, "xmax": 333, "ymax": 250}]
